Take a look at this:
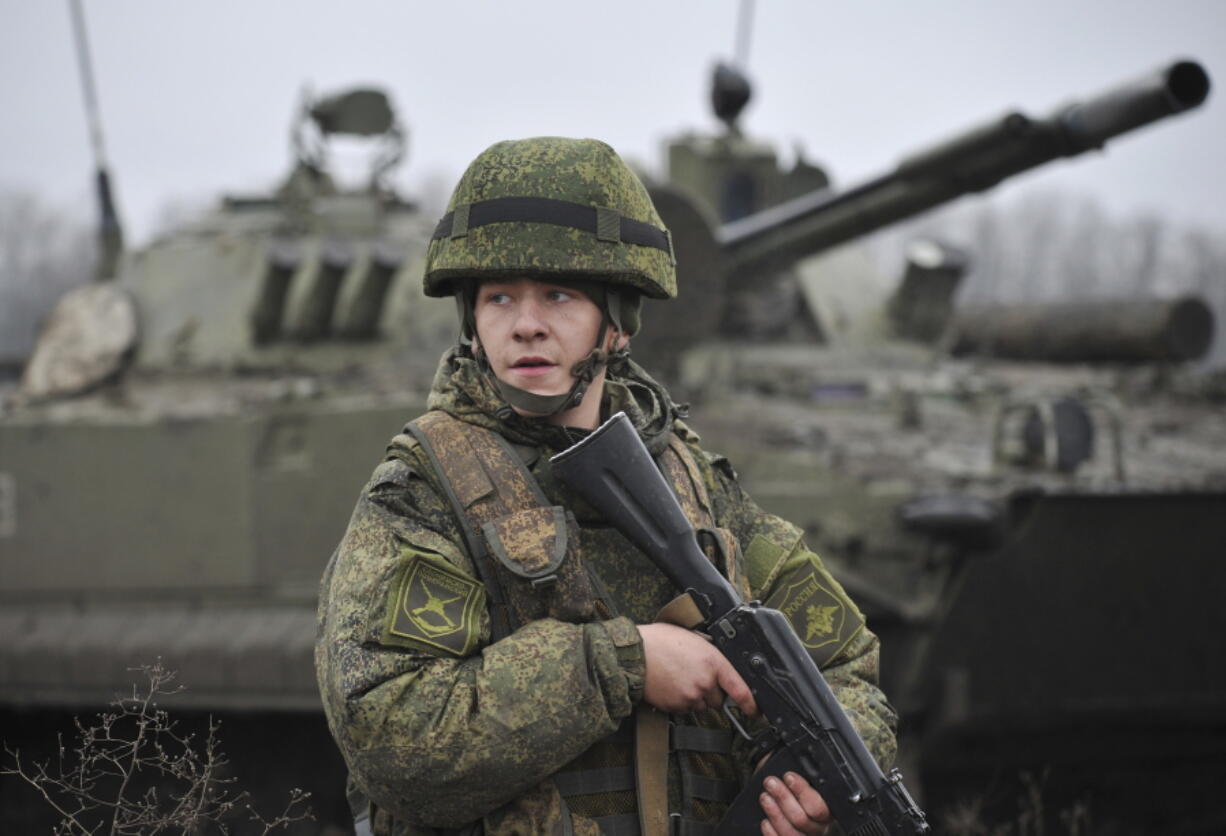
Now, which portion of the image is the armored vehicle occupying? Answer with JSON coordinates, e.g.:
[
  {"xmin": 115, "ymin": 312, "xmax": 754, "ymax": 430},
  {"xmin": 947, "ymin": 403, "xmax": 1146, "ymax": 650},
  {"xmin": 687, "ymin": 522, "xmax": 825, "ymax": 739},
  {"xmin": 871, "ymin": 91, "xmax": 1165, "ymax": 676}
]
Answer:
[
  {"xmin": 651, "ymin": 61, "xmax": 1224, "ymax": 832},
  {"xmin": 0, "ymin": 86, "xmax": 452, "ymax": 832},
  {"xmin": 0, "ymin": 54, "xmax": 1218, "ymax": 833}
]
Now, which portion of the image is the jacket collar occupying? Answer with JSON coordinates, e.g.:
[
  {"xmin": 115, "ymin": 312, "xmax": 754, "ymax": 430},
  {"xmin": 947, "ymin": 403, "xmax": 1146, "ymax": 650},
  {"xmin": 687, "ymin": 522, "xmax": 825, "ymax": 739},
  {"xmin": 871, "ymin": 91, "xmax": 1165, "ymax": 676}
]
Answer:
[{"xmin": 426, "ymin": 347, "xmax": 683, "ymax": 455}]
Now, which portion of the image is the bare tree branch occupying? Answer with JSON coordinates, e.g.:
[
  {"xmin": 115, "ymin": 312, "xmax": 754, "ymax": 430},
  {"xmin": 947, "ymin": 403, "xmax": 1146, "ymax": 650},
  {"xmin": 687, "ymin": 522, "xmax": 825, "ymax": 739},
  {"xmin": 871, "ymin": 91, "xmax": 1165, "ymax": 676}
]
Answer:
[{"xmin": 1, "ymin": 660, "xmax": 312, "ymax": 835}]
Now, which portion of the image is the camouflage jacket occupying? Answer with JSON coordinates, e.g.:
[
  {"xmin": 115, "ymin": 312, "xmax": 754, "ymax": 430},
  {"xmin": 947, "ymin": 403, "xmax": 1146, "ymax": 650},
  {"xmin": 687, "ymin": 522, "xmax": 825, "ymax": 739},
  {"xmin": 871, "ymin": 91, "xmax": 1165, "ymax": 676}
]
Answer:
[{"xmin": 316, "ymin": 349, "xmax": 898, "ymax": 833}]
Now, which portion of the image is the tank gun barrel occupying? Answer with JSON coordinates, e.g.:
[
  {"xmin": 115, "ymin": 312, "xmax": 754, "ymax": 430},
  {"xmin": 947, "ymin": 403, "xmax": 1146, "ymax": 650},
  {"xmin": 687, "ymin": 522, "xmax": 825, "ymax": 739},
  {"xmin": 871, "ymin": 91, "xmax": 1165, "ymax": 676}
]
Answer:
[{"xmin": 718, "ymin": 60, "xmax": 1210, "ymax": 280}]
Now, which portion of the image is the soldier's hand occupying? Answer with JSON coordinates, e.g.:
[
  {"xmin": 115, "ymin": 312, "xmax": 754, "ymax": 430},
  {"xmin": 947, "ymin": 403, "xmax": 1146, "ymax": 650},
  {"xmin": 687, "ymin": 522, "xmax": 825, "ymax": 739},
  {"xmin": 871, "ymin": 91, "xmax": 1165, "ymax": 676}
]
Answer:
[
  {"xmin": 759, "ymin": 771, "xmax": 832, "ymax": 836},
  {"xmin": 637, "ymin": 623, "xmax": 757, "ymax": 716}
]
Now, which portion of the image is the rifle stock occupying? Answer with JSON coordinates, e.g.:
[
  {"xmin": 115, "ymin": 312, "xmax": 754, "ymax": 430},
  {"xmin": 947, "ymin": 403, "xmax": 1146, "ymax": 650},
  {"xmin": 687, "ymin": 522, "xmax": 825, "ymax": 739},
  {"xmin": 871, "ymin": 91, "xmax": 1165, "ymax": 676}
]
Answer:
[{"xmin": 551, "ymin": 412, "xmax": 930, "ymax": 835}]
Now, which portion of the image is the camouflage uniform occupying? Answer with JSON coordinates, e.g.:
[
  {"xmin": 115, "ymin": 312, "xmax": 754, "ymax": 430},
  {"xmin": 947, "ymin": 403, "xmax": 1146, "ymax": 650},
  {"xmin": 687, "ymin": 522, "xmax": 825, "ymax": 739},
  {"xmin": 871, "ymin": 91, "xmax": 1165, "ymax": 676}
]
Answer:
[{"xmin": 316, "ymin": 349, "xmax": 897, "ymax": 834}]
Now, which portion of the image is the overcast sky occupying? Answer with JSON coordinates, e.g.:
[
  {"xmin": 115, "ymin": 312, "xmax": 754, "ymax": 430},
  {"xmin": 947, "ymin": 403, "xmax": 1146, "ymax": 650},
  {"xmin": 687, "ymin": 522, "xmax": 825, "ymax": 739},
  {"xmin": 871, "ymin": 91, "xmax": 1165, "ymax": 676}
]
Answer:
[{"xmin": 3, "ymin": 1, "xmax": 1223, "ymax": 245}]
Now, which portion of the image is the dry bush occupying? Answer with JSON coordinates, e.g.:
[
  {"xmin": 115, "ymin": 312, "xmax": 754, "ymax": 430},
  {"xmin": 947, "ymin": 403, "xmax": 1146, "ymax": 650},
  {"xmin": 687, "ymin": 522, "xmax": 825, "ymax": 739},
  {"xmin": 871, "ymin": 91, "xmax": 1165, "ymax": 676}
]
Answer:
[{"xmin": 1, "ymin": 661, "xmax": 312, "ymax": 835}]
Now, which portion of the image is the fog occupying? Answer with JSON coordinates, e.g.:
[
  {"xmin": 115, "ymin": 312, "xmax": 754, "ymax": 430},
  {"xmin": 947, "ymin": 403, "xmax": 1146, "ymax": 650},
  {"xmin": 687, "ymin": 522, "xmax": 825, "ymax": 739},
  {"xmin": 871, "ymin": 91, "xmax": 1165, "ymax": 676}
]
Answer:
[{"xmin": 2, "ymin": 0, "xmax": 1222, "ymax": 244}]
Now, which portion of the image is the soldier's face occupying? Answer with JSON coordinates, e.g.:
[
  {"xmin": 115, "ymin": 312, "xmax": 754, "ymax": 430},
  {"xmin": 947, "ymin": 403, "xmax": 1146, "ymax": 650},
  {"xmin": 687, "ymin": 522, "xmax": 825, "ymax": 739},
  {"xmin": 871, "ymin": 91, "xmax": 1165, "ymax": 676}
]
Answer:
[{"xmin": 473, "ymin": 278, "xmax": 619, "ymax": 419}]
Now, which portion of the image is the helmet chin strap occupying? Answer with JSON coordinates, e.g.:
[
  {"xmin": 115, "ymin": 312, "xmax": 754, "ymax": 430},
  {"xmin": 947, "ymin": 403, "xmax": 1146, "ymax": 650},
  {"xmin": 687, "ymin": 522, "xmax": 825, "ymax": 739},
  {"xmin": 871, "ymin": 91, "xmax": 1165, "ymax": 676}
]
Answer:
[
  {"xmin": 482, "ymin": 288, "xmax": 628, "ymax": 420},
  {"xmin": 489, "ymin": 372, "xmax": 585, "ymax": 417}
]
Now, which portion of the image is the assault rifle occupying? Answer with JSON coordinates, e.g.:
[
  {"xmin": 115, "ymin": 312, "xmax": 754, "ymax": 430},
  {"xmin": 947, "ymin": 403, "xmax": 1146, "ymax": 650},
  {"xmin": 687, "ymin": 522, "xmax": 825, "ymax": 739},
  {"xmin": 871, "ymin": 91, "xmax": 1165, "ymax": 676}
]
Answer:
[{"xmin": 551, "ymin": 412, "xmax": 929, "ymax": 836}]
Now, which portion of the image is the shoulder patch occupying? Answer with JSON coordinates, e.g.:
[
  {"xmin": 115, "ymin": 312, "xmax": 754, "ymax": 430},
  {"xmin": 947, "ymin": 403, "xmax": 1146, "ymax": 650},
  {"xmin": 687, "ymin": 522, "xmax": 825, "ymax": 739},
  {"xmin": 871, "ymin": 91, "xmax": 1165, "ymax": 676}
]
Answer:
[
  {"xmin": 382, "ymin": 550, "xmax": 485, "ymax": 657},
  {"xmin": 744, "ymin": 533, "xmax": 785, "ymax": 594},
  {"xmin": 743, "ymin": 520, "xmax": 805, "ymax": 595},
  {"xmin": 762, "ymin": 561, "xmax": 864, "ymax": 669}
]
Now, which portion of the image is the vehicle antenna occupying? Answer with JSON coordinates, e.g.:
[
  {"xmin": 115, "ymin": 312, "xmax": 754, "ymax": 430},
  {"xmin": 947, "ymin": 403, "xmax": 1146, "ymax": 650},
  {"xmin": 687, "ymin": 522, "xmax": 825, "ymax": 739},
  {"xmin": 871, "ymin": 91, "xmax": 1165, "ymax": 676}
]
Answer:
[
  {"xmin": 713, "ymin": 1, "xmax": 756, "ymax": 133},
  {"xmin": 733, "ymin": 0, "xmax": 755, "ymax": 70},
  {"xmin": 68, "ymin": 0, "xmax": 124, "ymax": 280}
]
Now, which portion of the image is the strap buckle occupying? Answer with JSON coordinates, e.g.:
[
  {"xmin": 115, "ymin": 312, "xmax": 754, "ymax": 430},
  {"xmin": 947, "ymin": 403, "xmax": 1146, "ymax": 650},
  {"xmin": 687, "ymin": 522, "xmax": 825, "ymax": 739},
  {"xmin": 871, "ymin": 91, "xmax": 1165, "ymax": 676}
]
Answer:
[{"xmin": 530, "ymin": 574, "xmax": 558, "ymax": 589}]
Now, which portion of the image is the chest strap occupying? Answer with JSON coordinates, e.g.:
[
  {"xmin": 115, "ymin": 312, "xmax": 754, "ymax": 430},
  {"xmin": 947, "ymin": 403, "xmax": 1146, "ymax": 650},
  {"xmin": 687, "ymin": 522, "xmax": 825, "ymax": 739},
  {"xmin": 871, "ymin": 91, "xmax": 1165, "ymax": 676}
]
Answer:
[{"xmin": 407, "ymin": 411, "xmax": 549, "ymax": 640}]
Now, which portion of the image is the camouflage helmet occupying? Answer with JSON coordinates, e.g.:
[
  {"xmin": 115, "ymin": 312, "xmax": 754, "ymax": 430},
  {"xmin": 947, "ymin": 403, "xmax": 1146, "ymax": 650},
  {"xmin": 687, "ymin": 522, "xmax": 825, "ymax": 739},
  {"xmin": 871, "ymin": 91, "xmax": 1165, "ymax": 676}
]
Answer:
[{"xmin": 423, "ymin": 137, "xmax": 677, "ymax": 302}]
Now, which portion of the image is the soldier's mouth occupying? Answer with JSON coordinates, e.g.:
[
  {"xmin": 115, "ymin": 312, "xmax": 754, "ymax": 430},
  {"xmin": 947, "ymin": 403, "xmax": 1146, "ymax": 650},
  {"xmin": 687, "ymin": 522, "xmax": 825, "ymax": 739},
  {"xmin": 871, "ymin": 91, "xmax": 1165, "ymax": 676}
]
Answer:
[{"xmin": 510, "ymin": 357, "xmax": 557, "ymax": 376}]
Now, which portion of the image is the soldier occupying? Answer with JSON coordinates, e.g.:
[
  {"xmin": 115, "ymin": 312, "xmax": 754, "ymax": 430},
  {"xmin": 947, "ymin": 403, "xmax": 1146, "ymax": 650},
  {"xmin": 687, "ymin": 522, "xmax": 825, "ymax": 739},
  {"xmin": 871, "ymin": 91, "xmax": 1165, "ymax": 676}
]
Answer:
[{"xmin": 316, "ymin": 137, "xmax": 897, "ymax": 836}]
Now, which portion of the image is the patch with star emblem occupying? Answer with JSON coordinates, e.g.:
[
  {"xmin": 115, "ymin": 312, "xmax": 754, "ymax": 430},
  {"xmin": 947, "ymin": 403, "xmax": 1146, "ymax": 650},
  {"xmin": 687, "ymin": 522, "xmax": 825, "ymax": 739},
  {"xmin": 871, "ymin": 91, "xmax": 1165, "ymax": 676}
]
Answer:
[
  {"xmin": 762, "ymin": 562, "xmax": 864, "ymax": 668},
  {"xmin": 382, "ymin": 551, "xmax": 484, "ymax": 657}
]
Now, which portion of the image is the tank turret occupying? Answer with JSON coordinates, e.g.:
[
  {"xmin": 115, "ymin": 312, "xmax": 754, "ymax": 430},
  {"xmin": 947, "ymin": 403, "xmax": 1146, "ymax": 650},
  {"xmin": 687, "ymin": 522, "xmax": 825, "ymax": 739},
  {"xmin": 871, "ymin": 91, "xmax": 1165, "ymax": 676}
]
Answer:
[
  {"xmin": 639, "ymin": 60, "xmax": 1211, "ymax": 370},
  {"xmin": 16, "ymin": 85, "xmax": 452, "ymax": 406},
  {"xmin": 722, "ymin": 61, "xmax": 1210, "ymax": 280}
]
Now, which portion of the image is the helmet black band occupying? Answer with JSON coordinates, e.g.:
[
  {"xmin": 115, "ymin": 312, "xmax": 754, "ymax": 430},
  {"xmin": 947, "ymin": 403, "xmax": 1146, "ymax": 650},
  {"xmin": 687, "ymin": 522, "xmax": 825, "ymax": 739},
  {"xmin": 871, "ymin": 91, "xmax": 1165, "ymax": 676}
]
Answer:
[{"xmin": 432, "ymin": 196, "xmax": 674, "ymax": 260}]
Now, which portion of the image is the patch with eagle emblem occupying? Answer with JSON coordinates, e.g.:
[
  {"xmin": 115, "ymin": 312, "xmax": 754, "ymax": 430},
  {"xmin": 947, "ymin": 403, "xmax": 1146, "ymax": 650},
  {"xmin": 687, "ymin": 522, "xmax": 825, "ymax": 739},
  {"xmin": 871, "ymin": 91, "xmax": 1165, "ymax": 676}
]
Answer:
[
  {"xmin": 382, "ymin": 550, "xmax": 484, "ymax": 657},
  {"xmin": 762, "ymin": 562, "xmax": 864, "ymax": 668}
]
